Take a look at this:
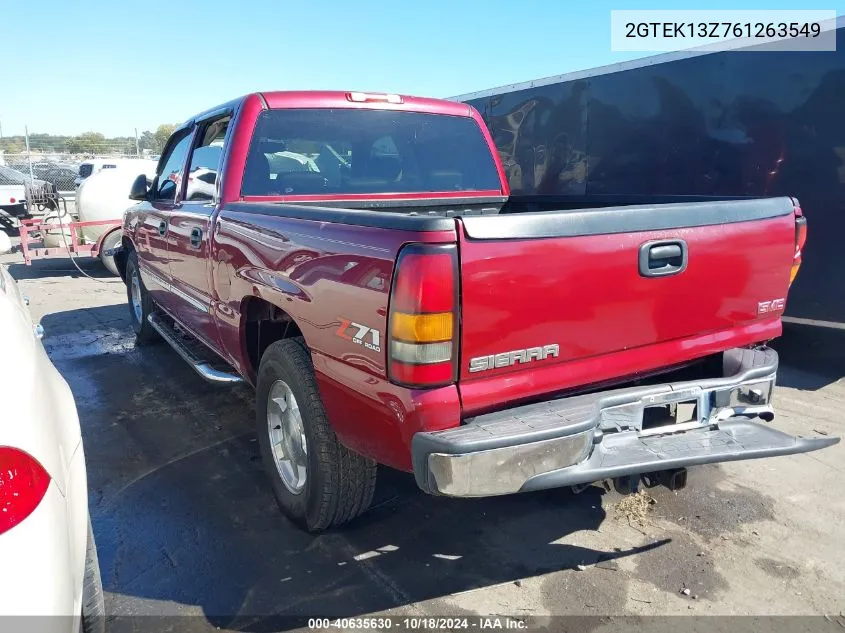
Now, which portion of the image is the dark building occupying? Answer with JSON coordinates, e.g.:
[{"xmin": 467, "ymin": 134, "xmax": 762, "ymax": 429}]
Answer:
[{"xmin": 455, "ymin": 20, "xmax": 845, "ymax": 325}]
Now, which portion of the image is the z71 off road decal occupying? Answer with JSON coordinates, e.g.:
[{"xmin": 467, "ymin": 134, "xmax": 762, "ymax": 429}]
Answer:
[{"xmin": 336, "ymin": 318, "xmax": 381, "ymax": 352}]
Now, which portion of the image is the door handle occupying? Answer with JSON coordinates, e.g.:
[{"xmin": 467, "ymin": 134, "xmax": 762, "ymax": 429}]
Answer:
[
  {"xmin": 639, "ymin": 239, "xmax": 688, "ymax": 277},
  {"xmin": 190, "ymin": 227, "xmax": 203, "ymax": 249},
  {"xmin": 158, "ymin": 221, "xmax": 167, "ymax": 237}
]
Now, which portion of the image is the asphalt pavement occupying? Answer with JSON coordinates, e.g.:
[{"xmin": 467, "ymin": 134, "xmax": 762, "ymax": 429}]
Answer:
[{"xmin": 3, "ymin": 254, "xmax": 844, "ymax": 632}]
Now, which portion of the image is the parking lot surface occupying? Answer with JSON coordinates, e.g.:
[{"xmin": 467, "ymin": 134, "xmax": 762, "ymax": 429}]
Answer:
[{"xmin": 4, "ymin": 253, "xmax": 844, "ymax": 631}]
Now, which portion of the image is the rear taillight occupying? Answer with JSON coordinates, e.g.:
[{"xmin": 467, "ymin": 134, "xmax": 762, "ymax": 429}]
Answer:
[
  {"xmin": 0, "ymin": 447, "xmax": 51, "ymax": 535},
  {"xmin": 388, "ymin": 244, "xmax": 458, "ymax": 388},
  {"xmin": 790, "ymin": 204, "xmax": 807, "ymax": 286}
]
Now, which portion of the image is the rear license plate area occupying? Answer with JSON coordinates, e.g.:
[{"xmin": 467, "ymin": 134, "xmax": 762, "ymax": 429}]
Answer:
[{"xmin": 642, "ymin": 401, "xmax": 698, "ymax": 431}]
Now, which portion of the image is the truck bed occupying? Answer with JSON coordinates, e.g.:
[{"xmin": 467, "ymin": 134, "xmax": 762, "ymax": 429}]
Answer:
[{"xmin": 224, "ymin": 196, "xmax": 796, "ymax": 410}]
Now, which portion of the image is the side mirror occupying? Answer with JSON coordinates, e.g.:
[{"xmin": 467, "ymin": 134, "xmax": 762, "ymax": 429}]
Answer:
[{"xmin": 129, "ymin": 173, "xmax": 149, "ymax": 201}]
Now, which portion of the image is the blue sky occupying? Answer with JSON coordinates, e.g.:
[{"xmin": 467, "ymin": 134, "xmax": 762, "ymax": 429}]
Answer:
[{"xmin": 1, "ymin": 0, "xmax": 841, "ymax": 137}]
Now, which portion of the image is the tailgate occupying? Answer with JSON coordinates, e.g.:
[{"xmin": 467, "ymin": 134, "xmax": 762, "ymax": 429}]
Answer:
[{"xmin": 457, "ymin": 197, "xmax": 798, "ymax": 400}]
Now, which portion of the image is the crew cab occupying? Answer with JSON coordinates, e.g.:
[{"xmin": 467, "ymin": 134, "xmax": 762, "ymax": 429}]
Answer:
[{"xmin": 114, "ymin": 90, "xmax": 838, "ymax": 532}]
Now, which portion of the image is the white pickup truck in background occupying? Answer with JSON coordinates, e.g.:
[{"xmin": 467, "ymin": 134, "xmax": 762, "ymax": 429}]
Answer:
[{"xmin": 0, "ymin": 165, "xmax": 48, "ymax": 223}]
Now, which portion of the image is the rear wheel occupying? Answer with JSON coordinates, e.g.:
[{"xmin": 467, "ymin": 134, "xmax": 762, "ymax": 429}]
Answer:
[
  {"xmin": 256, "ymin": 337, "xmax": 377, "ymax": 532},
  {"xmin": 125, "ymin": 249, "xmax": 159, "ymax": 344},
  {"xmin": 98, "ymin": 230, "xmax": 122, "ymax": 276}
]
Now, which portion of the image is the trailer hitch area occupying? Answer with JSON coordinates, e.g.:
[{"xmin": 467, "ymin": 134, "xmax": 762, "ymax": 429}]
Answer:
[
  {"xmin": 611, "ymin": 468, "xmax": 689, "ymax": 493},
  {"xmin": 613, "ymin": 475, "xmax": 640, "ymax": 495},
  {"xmin": 102, "ymin": 245, "xmax": 123, "ymax": 258},
  {"xmin": 641, "ymin": 468, "xmax": 688, "ymax": 491},
  {"xmin": 570, "ymin": 468, "xmax": 691, "ymax": 495}
]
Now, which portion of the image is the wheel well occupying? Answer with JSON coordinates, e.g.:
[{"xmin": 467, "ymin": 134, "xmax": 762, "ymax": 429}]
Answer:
[
  {"xmin": 115, "ymin": 236, "xmax": 134, "ymax": 283},
  {"xmin": 242, "ymin": 297, "xmax": 304, "ymax": 378}
]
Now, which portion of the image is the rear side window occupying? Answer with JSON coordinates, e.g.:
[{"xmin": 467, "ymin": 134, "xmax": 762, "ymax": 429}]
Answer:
[
  {"xmin": 185, "ymin": 117, "xmax": 230, "ymax": 202},
  {"xmin": 241, "ymin": 108, "xmax": 501, "ymax": 196},
  {"xmin": 78, "ymin": 164, "xmax": 93, "ymax": 178}
]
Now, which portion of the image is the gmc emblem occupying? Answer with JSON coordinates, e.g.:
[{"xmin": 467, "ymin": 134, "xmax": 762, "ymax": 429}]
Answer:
[{"xmin": 757, "ymin": 298, "xmax": 785, "ymax": 315}]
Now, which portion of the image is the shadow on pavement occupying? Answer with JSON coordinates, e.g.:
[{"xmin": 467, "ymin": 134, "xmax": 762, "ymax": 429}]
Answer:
[
  {"xmin": 6, "ymin": 257, "xmax": 117, "ymax": 280},
  {"xmin": 772, "ymin": 321, "xmax": 845, "ymax": 391},
  {"xmin": 104, "ymin": 448, "xmax": 667, "ymax": 632},
  {"xmin": 40, "ymin": 303, "xmax": 670, "ymax": 631}
]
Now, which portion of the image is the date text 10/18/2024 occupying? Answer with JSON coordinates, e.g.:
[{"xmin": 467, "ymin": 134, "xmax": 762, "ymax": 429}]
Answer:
[{"xmin": 308, "ymin": 617, "xmax": 528, "ymax": 630}]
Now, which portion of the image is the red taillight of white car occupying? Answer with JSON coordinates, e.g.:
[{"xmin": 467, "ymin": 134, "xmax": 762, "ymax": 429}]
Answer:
[{"xmin": 0, "ymin": 447, "xmax": 51, "ymax": 535}]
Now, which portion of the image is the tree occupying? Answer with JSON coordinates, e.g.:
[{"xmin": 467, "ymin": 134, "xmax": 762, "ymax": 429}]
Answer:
[
  {"xmin": 138, "ymin": 130, "xmax": 156, "ymax": 152},
  {"xmin": 65, "ymin": 131, "xmax": 107, "ymax": 155},
  {"xmin": 0, "ymin": 138, "xmax": 25, "ymax": 153},
  {"xmin": 1, "ymin": 125, "xmax": 176, "ymax": 158},
  {"xmin": 111, "ymin": 136, "xmax": 137, "ymax": 155},
  {"xmin": 153, "ymin": 124, "xmax": 177, "ymax": 153},
  {"xmin": 27, "ymin": 133, "xmax": 71, "ymax": 152}
]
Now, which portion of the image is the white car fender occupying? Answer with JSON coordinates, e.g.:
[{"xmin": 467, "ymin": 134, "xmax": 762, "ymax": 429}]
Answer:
[
  {"xmin": 0, "ymin": 266, "xmax": 82, "ymax": 494},
  {"xmin": 0, "ymin": 264, "xmax": 89, "ymax": 619}
]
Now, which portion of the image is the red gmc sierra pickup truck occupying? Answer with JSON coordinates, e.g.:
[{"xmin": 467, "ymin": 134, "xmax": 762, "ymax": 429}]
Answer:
[{"xmin": 113, "ymin": 90, "xmax": 838, "ymax": 532}]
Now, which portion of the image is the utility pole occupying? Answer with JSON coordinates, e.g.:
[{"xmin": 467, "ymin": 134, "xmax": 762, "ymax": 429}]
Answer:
[
  {"xmin": 24, "ymin": 126, "xmax": 34, "ymax": 179},
  {"xmin": 135, "ymin": 128, "xmax": 140, "ymax": 157}
]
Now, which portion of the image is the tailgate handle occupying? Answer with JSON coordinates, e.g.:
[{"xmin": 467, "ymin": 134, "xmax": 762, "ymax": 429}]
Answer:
[{"xmin": 639, "ymin": 239, "xmax": 688, "ymax": 277}]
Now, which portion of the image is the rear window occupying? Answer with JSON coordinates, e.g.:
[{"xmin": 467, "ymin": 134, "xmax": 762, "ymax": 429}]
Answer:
[
  {"xmin": 241, "ymin": 108, "xmax": 501, "ymax": 197},
  {"xmin": 78, "ymin": 164, "xmax": 93, "ymax": 178}
]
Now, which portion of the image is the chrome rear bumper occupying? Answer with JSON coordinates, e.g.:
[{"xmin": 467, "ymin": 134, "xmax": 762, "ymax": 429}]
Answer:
[{"xmin": 412, "ymin": 347, "xmax": 839, "ymax": 497}]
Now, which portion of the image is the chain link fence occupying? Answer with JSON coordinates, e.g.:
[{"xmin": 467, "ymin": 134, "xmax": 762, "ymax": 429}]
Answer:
[
  {"xmin": 1, "ymin": 150, "xmax": 154, "ymax": 193},
  {"xmin": 1, "ymin": 129, "xmax": 167, "ymax": 233},
  {"xmin": 1, "ymin": 127, "xmax": 166, "ymax": 196}
]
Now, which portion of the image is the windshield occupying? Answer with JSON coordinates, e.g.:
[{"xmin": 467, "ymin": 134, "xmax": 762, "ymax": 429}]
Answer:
[
  {"xmin": 241, "ymin": 108, "xmax": 501, "ymax": 197},
  {"xmin": 0, "ymin": 166, "xmax": 31, "ymax": 185}
]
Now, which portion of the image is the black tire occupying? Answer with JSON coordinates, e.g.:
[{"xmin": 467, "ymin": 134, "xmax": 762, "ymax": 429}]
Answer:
[
  {"xmin": 256, "ymin": 337, "xmax": 377, "ymax": 532},
  {"xmin": 125, "ymin": 249, "xmax": 160, "ymax": 344},
  {"xmin": 80, "ymin": 516, "xmax": 105, "ymax": 633},
  {"xmin": 99, "ymin": 229, "xmax": 122, "ymax": 277}
]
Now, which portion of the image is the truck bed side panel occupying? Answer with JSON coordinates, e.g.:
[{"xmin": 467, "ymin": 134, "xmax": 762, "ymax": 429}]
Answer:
[
  {"xmin": 210, "ymin": 205, "xmax": 458, "ymax": 467},
  {"xmin": 212, "ymin": 208, "xmax": 454, "ymax": 377}
]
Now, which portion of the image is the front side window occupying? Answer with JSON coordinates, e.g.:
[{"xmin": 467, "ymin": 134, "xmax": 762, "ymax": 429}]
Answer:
[
  {"xmin": 241, "ymin": 108, "xmax": 501, "ymax": 197},
  {"xmin": 154, "ymin": 131, "xmax": 193, "ymax": 201}
]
